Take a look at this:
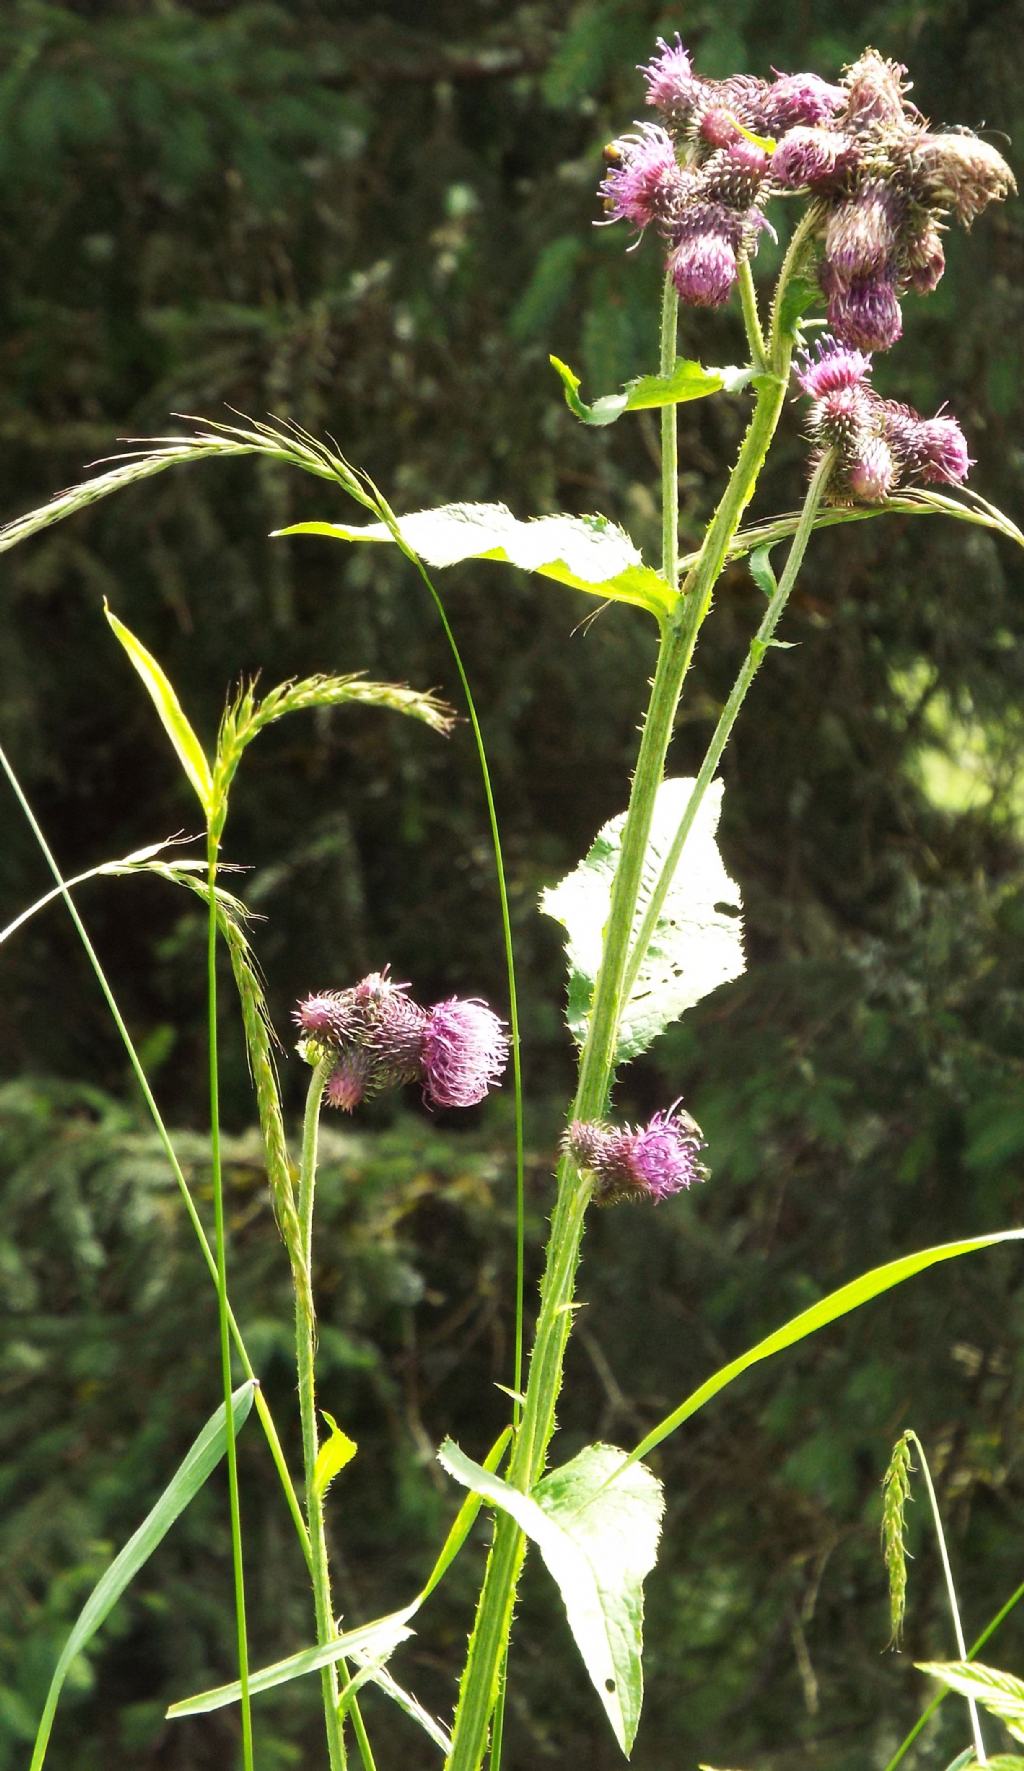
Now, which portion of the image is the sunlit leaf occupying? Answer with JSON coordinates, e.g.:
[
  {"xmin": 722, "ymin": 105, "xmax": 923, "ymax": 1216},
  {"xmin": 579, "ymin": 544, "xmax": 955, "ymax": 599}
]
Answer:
[
  {"xmin": 549, "ymin": 352, "xmax": 753, "ymax": 426},
  {"xmin": 438, "ymin": 1439, "xmax": 663, "ymax": 1757},
  {"xmin": 540, "ymin": 777, "xmax": 744, "ymax": 1061},
  {"xmin": 917, "ymin": 1661, "xmax": 1024, "ymax": 1745},
  {"xmin": 167, "ymin": 1613, "xmax": 415, "ymax": 1717},
  {"xmin": 104, "ymin": 603, "xmax": 213, "ymax": 814},
  {"xmin": 625, "ymin": 1228, "xmax": 1024, "ymax": 1469},
  {"xmin": 274, "ymin": 503, "xmax": 674, "ymax": 620},
  {"xmin": 313, "ymin": 1410, "xmax": 357, "ymax": 1499},
  {"xmin": 31, "ymin": 1383, "xmax": 255, "ymax": 1771}
]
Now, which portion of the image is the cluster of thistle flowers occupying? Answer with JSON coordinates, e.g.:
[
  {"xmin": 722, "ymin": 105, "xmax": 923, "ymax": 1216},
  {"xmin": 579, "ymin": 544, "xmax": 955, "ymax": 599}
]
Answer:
[
  {"xmin": 294, "ymin": 970, "xmax": 508, "ymax": 1111},
  {"xmin": 565, "ymin": 1103, "xmax": 708, "ymax": 1207},
  {"xmin": 797, "ymin": 334, "xmax": 971, "ymax": 503},
  {"xmin": 601, "ymin": 40, "xmax": 1014, "ymax": 347}
]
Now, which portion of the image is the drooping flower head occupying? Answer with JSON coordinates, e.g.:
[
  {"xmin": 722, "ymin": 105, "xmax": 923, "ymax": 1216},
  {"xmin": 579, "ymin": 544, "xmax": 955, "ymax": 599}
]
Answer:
[
  {"xmin": 566, "ymin": 1104, "xmax": 707, "ymax": 1206},
  {"xmin": 420, "ymin": 998, "xmax": 509, "ymax": 1109}
]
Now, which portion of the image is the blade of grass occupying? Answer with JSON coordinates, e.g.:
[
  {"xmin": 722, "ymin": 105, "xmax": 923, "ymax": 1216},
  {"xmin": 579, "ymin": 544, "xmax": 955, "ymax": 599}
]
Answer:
[{"xmin": 30, "ymin": 1382, "xmax": 255, "ymax": 1771}]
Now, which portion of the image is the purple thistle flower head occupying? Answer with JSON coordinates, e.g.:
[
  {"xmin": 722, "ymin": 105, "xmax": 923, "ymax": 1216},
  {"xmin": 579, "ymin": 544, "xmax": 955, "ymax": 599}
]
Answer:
[
  {"xmin": 824, "ymin": 182, "xmax": 903, "ymax": 280},
  {"xmin": 421, "ymin": 997, "xmax": 509, "ymax": 1109},
  {"xmin": 911, "ymin": 414, "xmax": 973, "ymax": 484},
  {"xmin": 762, "ymin": 71, "xmax": 844, "ymax": 131},
  {"xmin": 772, "ymin": 126, "xmax": 858, "ymax": 190},
  {"xmin": 808, "ymin": 383, "xmax": 874, "ymax": 448},
  {"xmin": 567, "ymin": 1104, "xmax": 707, "ymax": 1206},
  {"xmin": 827, "ymin": 273, "xmax": 903, "ymax": 352},
  {"xmin": 668, "ymin": 209, "xmax": 739, "ymax": 307},
  {"xmin": 640, "ymin": 35, "xmax": 698, "ymax": 121},
  {"xmin": 796, "ymin": 335, "xmax": 872, "ymax": 399},
  {"xmin": 846, "ymin": 435, "xmax": 897, "ymax": 503},
  {"xmin": 599, "ymin": 124, "xmax": 687, "ymax": 232},
  {"xmin": 910, "ymin": 133, "xmax": 1016, "ymax": 227}
]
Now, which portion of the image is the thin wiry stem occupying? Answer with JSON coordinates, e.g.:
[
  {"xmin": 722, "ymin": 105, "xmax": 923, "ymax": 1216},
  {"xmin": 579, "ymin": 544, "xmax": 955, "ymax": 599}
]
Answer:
[
  {"xmin": 906, "ymin": 1432, "xmax": 987, "ymax": 1766},
  {"xmin": 206, "ymin": 830, "xmax": 255, "ymax": 1771}
]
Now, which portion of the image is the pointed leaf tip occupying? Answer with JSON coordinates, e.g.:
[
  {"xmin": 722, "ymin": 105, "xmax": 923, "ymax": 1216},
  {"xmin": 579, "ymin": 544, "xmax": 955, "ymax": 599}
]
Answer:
[{"xmin": 104, "ymin": 603, "xmax": 213, "ymax": 815}]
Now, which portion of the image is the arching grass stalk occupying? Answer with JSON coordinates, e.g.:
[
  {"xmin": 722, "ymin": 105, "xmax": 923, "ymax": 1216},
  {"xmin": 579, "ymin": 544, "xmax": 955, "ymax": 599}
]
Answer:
[
  {"xmin": 446, "ymin": 225, "xmax": 815, "ymax": 1771},
  {"xmin": 205, "ymin": 827, "xmax": 255, "ymax": 1771}
]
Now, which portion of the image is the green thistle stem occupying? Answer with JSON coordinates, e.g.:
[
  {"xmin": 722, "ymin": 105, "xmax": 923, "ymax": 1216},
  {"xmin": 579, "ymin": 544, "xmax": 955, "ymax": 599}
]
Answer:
[{"xmin": 446, "ymin": 231, "xmax": 811, "ymax": 1771}]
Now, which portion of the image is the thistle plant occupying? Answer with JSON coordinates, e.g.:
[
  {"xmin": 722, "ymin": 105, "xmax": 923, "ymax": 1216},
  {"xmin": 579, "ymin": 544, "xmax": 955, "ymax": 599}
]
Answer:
[{"xmin": 5, "ymin": 28, "xmax": 1024, "ymax": 1771}]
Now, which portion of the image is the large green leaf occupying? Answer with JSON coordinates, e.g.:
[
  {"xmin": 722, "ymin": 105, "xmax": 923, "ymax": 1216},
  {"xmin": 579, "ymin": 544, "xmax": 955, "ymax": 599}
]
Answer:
[
  {"xmin": 438, "ymin": 1440, "xmax": 663, "ymax": 1757},
  {"xmin": 540, "ymin": 777, "xmax": 745, "ymax": 1061},
  {"xmin": 31, "ymin": 1382, "xmax": 255, "ymax": 1771},
  {"xmin": 918, "ymin": 1661, "xmax": 1024, "ymax": 1745},
  {"xmin": 626, "ymin": 1229, "xmax": 1024, "ymax": 1469},
  {"xmin": 104, "ymin": 603, "xmax": 213, "ymax": 814},
  {"xmin": 549, "ymin": 353, "xmax": 754, "ymax": 426},
  {"xmin": 273, "ymin": 503, "xmax": 674, "ymax": 620}
]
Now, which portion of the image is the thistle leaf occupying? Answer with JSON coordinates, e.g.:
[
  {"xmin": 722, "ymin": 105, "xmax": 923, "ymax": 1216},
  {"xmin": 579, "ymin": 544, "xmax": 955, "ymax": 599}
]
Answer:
[
  {"xmin": 917, "ymin": 1661, "xmax": 1024, "ymax": 1744},
  {"xmin": 549, "ymin": 352, "xmax": 752, "ymax": 426},
  {"xmin": 104, "ymin": 603, "xmax": 213, "ymax": 814},
  {"xmin": 540, "ymin": 777, "xmax": 744, "ymax": 1062},
  {"xmin": 438, "ymin": 1439, "xmax": 664, "ymax": 1757},
  {"xmin": 274, "ymin": 502, "xmax": 674, "ymax": 620}
]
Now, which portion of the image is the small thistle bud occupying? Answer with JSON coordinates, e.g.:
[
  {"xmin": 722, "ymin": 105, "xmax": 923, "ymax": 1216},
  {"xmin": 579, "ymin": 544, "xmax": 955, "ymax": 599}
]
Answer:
[
  {"xmin": 668, "ymin": 211, "xmax": 739, "ymax": 307},
  {"xmin": 598, "ymin": 124, "xmax": 689, "ymax": 232},
  {"xmin": 699, "ymin": 105, "xmax": 743, "ymax": 148},
  {"xmin": 772, "ymin": 126, "xmax": 858, "ymax": 190},
  {"xmin": 640, "ymin": 35, "xmax": 698, "ymax": 123},
  {"xmin": 846, "ymin": 435, "xmax": 897, "ymax": 503},
  {"xmin": 698, "ymin": 141, "xmax": 771, "ymax": 210},
  {"xmin": 911, "ymin": 132, "xmax": 1016, "ymax": 227},
  {"xmin": 796, "ymin": 335, "xmax": 872, "ymax": 398},
  {"xmin": 294, "ymin": 990, "xmax": 358, "ymax": 1045},
  {"xmin": 901, "ymin": 216, "xmax": 946, "ymax": 293},
  {"xmin": 566, "ymin": 1104, "xmax": 707, "ymax": 1206},
  {"xmin": 325, "ymin": 1048, "xmax": 375, "ymax": 1113},
  {"xmin": 827, "ymin": 273, "xmax": 903, "ymax": 352},
  {"xmin": 762, "ymin": 71, "xmax": 844, "ymax": 131},
  {"xmin": 421, "ymin": 998, "xmax": 509, "ymax": 1109},
  {"xmin": 809, "ymin": 384, "xmax": 874, "ymax": 448},
  {"xmin": 825, "ymin": 182, "xmax": 902, "ymax": 278}
]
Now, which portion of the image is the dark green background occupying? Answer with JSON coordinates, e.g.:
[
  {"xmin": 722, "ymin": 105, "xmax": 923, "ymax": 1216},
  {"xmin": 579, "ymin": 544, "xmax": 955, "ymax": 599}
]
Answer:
[{"xmin": 2, "ymin": 2, "xmax": 1023, "ymax": 1767}]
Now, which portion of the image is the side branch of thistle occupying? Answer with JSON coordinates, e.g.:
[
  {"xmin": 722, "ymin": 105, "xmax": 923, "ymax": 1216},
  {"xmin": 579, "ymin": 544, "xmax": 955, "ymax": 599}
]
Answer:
[{"xmin": 622, "ymin": 446, "xmax": 835, "ymax": 1004}]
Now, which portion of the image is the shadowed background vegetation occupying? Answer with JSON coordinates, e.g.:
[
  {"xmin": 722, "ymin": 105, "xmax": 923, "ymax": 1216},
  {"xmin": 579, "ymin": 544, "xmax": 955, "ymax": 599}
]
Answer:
[{"xmin": 1, "ymin": 1, "xmax": 1023, "ymax": 1767}]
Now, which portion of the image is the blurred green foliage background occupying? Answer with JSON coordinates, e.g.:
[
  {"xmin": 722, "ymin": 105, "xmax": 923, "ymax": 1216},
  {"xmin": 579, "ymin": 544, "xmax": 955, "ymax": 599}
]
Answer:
[{"xmin": 1, "ymin": 1, "xmax": 1023, "ymax": 1767}]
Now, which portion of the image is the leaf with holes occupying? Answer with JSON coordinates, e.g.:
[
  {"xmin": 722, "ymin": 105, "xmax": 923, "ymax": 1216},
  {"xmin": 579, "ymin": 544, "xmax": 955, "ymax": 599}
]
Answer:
[
  {"xmin": 540, "ymin": 777, "xmax": 744, "ymax": 1061},
  {"xmin": 274, "ymin": 502, "xmax": 673, "ymax": 620},
  {"xmin": 438, "ymin": 1439, "xmax": 663, "ymax": 1757}
]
